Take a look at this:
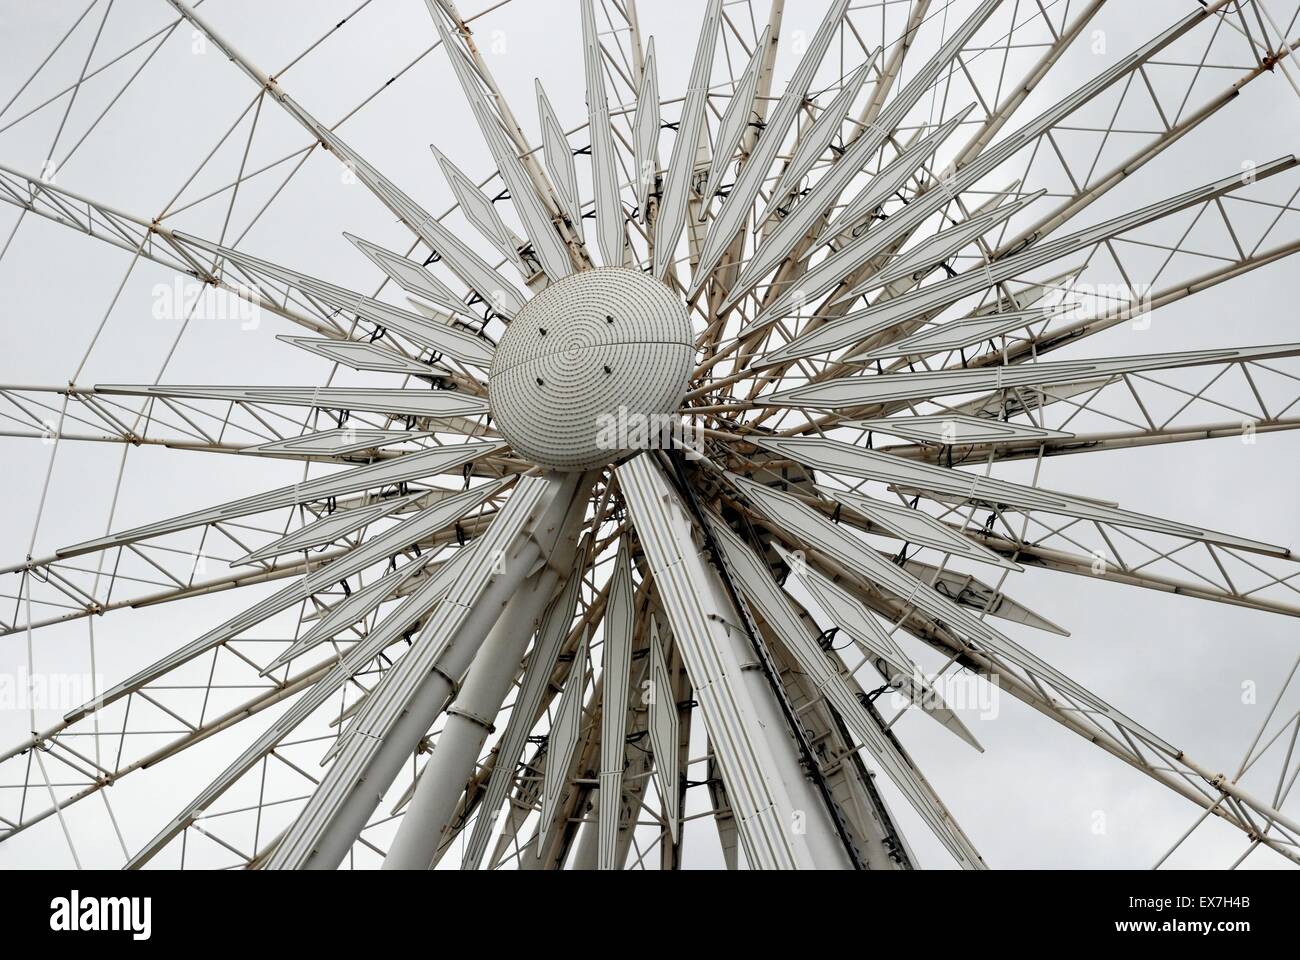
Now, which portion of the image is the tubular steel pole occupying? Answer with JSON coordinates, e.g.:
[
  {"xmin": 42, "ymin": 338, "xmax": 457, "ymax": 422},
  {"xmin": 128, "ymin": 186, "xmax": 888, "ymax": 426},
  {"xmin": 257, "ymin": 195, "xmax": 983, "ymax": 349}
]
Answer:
[{"xmin": 382, "ymin": 489, "xmax": 587, "ymax": 869}]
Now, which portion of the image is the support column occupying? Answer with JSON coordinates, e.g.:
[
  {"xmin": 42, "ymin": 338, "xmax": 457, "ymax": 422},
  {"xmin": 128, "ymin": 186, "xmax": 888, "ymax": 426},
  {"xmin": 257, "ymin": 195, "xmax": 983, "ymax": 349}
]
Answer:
[
  {"xmin": 617, "ymin": 454, "xmax": 850, "ymax": 868},
  {"xmin": 269, "ymin": 473, "xmax": 590, "ymax": 869},
  {"xmin": 382, "ymin": 488, "xmax": 587, "ymax": 869}
]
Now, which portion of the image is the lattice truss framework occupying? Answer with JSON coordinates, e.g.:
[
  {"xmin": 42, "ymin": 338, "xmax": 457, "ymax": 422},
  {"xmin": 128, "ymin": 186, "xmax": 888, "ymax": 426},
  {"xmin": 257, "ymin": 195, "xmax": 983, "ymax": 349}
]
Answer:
[{"xmin": 1, "ymin": 0, "xmax": 1300, "ymax": 869}]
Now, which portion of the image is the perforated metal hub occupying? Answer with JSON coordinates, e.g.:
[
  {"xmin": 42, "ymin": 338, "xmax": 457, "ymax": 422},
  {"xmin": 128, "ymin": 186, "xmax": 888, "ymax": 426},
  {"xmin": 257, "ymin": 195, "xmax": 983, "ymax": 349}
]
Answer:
[{"xmin": 489, "ymin": 268, "xmax": 693, "ymax": 471}]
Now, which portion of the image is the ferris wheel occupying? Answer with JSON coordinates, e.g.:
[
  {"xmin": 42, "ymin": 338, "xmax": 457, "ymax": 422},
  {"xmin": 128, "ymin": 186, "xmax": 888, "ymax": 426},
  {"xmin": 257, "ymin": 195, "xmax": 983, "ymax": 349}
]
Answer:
[{"xmin": 2, "ymin": 0, "xmax": 1300, "ymax": 870}]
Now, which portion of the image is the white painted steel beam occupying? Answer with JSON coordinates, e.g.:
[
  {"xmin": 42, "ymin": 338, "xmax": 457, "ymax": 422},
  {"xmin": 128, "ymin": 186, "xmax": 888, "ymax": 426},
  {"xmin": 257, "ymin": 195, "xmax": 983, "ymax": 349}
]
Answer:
[{"xmin": 617, "ymin": 453, "xmax": 847, "ymax": 869}]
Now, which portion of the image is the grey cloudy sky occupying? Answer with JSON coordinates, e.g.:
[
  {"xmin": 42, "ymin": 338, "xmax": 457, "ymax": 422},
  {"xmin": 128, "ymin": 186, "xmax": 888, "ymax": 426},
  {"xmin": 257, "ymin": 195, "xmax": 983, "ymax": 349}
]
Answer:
[{"xmin": 1, "ymin": 0, "xmax": 1299, "ymax": 869}]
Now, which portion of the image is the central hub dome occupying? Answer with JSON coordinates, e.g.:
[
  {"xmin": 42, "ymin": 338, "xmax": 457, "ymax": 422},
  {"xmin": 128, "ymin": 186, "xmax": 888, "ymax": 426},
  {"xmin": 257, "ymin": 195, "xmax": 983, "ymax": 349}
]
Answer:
[{"xmin": 489, "ymin": 267, "xmax": 693, "ymax": 471}]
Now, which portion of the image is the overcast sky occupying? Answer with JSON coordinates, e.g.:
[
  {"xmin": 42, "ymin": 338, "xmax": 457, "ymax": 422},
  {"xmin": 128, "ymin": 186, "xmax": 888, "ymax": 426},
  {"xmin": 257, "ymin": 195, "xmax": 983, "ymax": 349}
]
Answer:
[{"xmin": 1, "ymin": 0, "xmax": 1299, "ymax": 870}]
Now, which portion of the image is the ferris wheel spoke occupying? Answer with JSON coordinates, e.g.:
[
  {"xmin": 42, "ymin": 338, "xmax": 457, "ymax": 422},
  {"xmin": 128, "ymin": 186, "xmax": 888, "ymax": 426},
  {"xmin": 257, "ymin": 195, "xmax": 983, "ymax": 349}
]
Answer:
[
  {"xmin": 429, "ymin": 1, "xmax": 591, "ymax": 267},
  {"xmin": 701, "ymin": 0, "xmax": 1004, "ymax": 306},
  {"xmin": 0, "ymin": 164, "xmax": 354, "ymax": 341},
  {"xmin": 888, "ymin": 506, "xmax": 1300, "ymax": 620},
  {"xmin": 741, "ymin": 451, "xmax": 1300, "ymax": 621},
  {"xmin": 945, "ymin": 236, "xmax": 1300, "ymax": 380},
  {"xmin": 773, "ymin": 540, "xmax": 985, "ymax": 750},
  {"xmin": 788, "ymin": 351, "xmax": 1300, "ymax": 474},
  {"xmin": 0, "ymin": 158, "xmax": 498, "ymax": 382},
  {"xmin": 577, "ymin": 0, "xmax": 629, "ymax": 268},
  {"xmin": 344, "ymin": 233, "xmax": 482, "ymax": 325},
  {"xmin": 951, "ymin": 362, "xmax": 1300, "ymax": 456},
  {"xmin": 651, "ymin": 0, "xmax": 722, "ymax": 282},
  {"xmin": 261, "ymin": 559, "xmax": 435, "ymax": 675},
  {"xmin": 820, "ymin": 486, "xmax": 1019, "ymax": 573},
  {"xmin": 644, "ymin": 616, "xmax": 681, "ymax": 851},
  {"xmin": 850, "ymin": 188, "xmax": 1044, "ymax": 300},
  {"xmin": 724, "ymin": 67, "xmax": 940, "ymax": 321},
  {"xmin": 94, "ymin": 383, "xmax": 488, "ymax": 423},
  {"xmin": 820, "ymin": 105, "xmax": 974, "ymax": 247},
  {"xmin": 751, "ymin": 433, "xmax": 1289, "ymax": 555},
  {"xmin": 892, "ymin": 554, "xmax": 1068, "ymax": 635},
  {"xmin": 58, "ymin": 441, "xmax": 503, "ymax": 561},
  {"xmin": 464, "ymin": 525, "xmax": 629, "ymax": 869},
  {"xmin": 707, "ymin": 0, "xmax": 940, "ymax": 340},
  {"xmin": 865, "ymin": 560, "xmax": 1300, "ymax": 866},
  {"xmin": 537, "ymin": 627, "xmax": 589, "ymax": 855},
  {"xmin": 821, "ymin": 17, "xmax": 997, "ymax": 251},
  {"xmin": 0, "ymin": 448, "xmax": 509, "ymax": 644},
  {"xmin": 774, "ymin": 232, "xmax": 1300, "ymax": 441},
  {"xmin": 533, "ymin": 81, "xmax": 586, "ymax": 248},
  {"xmin": 123, "ymin": 536, "xmax": 493, "ymax": 869},
  {"xmin": 527, "ymin": 657, "xmax": 606, "ymax": 869},
  {"xmin": 705, "ymin": 513, "xmax": 985, "ymax": 867},
  {"xmin": 757, "ymin": 158, "xmax": 1298, "ymax": 365},
  {"xmin": 261, "ymin": 473, "xmax": 587, "ymax": 869},
  {"xmin": 757, "ymin": 58, "xmax": 873, "ymax": 226},
  {"xmin": 275, "ymin": 336, "xmax": 443, "ymax": 381},
  {"xmin": 860, "ymin": 305, "xmax": 1065, "ymax": 365},
  {"xmin": 592, "ymin": 541, "xmax": 634, "ymax": 868},
  {"xmin": 485, "ymin": 597, "xmax": 609, "ymax": 870},
  {"xmin": 741, "ymin": 168, "xmax": 1015, "ymax": 347},
  {"xmin": 946, "ymin": 2, "xmax": 1273, "ymax": 258},
  {"xmin": 1, "ymin": 570, "xmax": 383, "ymax": 847},
  {"xmin": 740, "ymin": 480, "xmax": 1300, "ymax": 864},
  {"xmin": 699, "ymin": 24, "xmax": 771, "ymax": 206},
  {"xmin": 430, "ymin": 146, "xmax": 532, "ymax": 284},
  {"xmin": 690, "ymin": 0, "xmax": 853, "ymax": 294},
  {"xmin": 169, "ymin": 230, "xmax": 497, "ymax": 375},
  {"xmin": 715, "ymin": 258, "xmax": 1073, "ymax": 420},
  {"xmin": 0, "ymin": 170, "xmax": 475, "ymax": 406},
  {"xmin": 614, "ymin": 554, "xmax": 689, "ymax": 869},
  {"xmin": 0, "ymin": 648, "xmax": 340, "ymax": 851},
  {"xmin": 769, "ymin": 343, "xmax": 1300, "ymax": 412},
  {"xmin": 878, "ymin": 417, "xmax": 1300, "ymax": 466},
  {"xmin": 987, "ymin": 55, "xmax": 1299, "ymax": 271},
  {"xmin": 629, "ymin": 39, "xmax": 659, "ymax": 228},
  {"xmin": 0, "ymin": 383, "xmax": 486, "ymax": 466},
  {"xmin": 86, "ymin": 481, "xmax": 508, "ymax": 704},
  {"xmin": 164, "ymin": 0, "xmax": 527, "ymax": 318},
  {"xmin": 432, "ymin": 16, "xmax": 579, "ymax": 281},
  {"xmin": 732, "ymin": 3, "xmax": 1270, "ymax": 376},
  {"xmin": 730, "ymin": 473, "xmax": 1192, "ymax": 747},
  {"xmin": 686, "ymin": 18, "xmax": 783, "ymax": 335},
  {"xmin": 549, "ymin": 586, "xmax": 669, "ymax": 871}
]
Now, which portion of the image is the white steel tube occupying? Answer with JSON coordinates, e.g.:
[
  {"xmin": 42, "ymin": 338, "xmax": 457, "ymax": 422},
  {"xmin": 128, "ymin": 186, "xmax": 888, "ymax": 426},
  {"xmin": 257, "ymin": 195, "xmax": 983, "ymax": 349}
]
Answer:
[{"xmin": 383, "ymin": 500, "xmax": 585, "ymax": 868}]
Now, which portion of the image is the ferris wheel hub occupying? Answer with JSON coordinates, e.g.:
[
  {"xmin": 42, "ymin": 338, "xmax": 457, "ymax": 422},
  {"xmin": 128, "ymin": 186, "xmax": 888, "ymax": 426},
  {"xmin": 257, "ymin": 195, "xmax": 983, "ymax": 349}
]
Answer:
[{"xmin": 488, "ymin": 267, "xmax": 693, "ymax": 470}]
